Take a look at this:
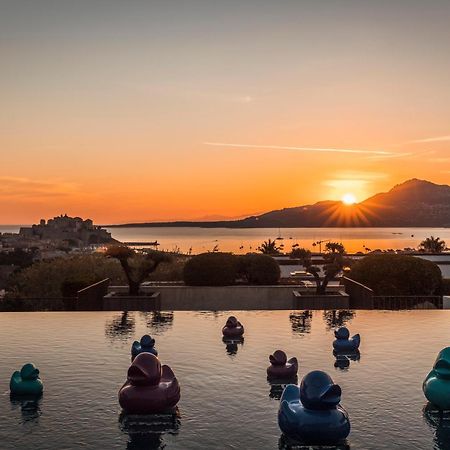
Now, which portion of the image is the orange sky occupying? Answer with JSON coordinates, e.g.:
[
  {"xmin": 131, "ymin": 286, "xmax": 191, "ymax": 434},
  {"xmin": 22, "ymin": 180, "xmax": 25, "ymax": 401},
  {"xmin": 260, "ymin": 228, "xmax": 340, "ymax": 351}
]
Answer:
[{"xmin": 1, "ymin": 1, "xmax": 449, "ymax": 224}]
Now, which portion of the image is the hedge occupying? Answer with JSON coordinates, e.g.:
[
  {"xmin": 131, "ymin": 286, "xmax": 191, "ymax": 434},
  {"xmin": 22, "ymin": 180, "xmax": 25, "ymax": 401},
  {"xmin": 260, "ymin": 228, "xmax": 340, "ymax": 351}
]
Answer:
[
  {"xmin": 350, "ymin": 254, "xmax": 442, "ymax": 296},
  {"xmin": 238, "ymin": 254, "xmax": 280, "ymax": 285},
  {"xmin": 183, "ymin": 252, "xmax": 238, "ymax": 286}
]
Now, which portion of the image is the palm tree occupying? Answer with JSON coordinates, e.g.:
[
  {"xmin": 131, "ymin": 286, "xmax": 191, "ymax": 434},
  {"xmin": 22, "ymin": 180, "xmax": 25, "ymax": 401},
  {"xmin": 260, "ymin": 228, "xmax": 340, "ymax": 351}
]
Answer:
[
  {"xmin": 257, "ymin": 239, "xmax": 281, "ymax": 255},
  {"xmin": 419, "ymin": 236, "xmax": 447, "ymax": 253}
]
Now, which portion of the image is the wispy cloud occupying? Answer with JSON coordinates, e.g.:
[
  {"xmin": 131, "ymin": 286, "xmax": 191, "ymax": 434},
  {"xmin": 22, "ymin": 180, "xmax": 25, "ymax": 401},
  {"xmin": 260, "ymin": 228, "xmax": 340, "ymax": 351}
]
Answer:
[
  {"xmin": 406, "ymin": 135, "xmax": 450, "ymax": 144},
  {"xmin": 0, "ymin": 176, "xmax": 78, "ymax": 199},
  {"xmin": 204, "ymin": 142, "xmax": 401, "ymax": 156}
]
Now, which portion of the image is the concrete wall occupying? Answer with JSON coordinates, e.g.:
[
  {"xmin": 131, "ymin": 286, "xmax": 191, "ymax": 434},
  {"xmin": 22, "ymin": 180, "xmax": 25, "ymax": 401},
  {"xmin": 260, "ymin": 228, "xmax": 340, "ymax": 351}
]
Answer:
[
  {"xmin": 342, "ymin": 277, "xmax": 374, "ymax": 309},
  {"xmin": 293, "ymin": 291, "xmax": 349, "ymax": 309},
  {"xmin": 77, "ymin": 278, "xmax": 110, "ymax": 311},
  {"xmin": 103, "ymin": 292, "xmax": 161, "ymax": 311},
  {"xmin": 108, "ymin": 284, "xmax": 346, "ymax": 310}
]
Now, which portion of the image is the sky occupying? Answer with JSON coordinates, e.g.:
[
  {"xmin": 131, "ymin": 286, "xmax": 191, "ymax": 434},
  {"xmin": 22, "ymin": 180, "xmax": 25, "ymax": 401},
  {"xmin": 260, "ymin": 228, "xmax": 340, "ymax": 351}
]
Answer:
[{"xmin": 1, "ymin": 0, "xmax": 450, "ymax": 224}]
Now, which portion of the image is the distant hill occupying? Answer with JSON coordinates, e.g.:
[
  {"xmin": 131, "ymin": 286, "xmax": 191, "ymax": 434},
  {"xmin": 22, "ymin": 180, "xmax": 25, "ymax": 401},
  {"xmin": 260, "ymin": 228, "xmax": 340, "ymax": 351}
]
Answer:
[{"xmin": 108, "ymin": 179, "xmax": 450, "ymax": 228}]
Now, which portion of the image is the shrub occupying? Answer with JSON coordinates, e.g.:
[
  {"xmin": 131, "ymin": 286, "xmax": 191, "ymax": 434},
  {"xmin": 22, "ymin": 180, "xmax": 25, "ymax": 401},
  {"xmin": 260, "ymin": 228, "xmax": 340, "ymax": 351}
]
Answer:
[
  {"xmin": 238, "ymin": 254, "xmax": 280, "ymax": 285},
  {"xmin": 6, "ymin": 254, "xmax": 125, "ymax": 299},
  {"xmin": 350, "ymin": 254, "xmax": 442, "ymax": 296},
  {"xmin": 442, "ymin": 279, "xmax": 450, "ymax": 295},
  {"xmin": 183, "ymin": 252, "xmax": 238, "ymax": 286}
]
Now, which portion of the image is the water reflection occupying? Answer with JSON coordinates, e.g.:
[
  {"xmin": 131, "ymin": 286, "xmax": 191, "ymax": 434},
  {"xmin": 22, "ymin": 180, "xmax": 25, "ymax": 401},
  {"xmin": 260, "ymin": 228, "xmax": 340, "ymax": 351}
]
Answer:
[
  {"xmin": 140, "ymin": 311, "xmax": 174, "ymax": 334},
  {"xmin": 10, "ymin": 394, "xmax": 42, "ymax": 424},
  {"xmin": 289, "ymin": 311, "xmax": 313, "ymax": 335},
  {"xmin": 222, "ymin": 337, "xmax": 244, "ymax": 357},
  {"xmin": 279, "ymin": 434, "xmax": 350, "ymax": 449},
  {"xmin": 323, "ymin": 310, "xmax": 355, "ymax": 331},
  {"xmin": 423, "ymin": 403, "xmax": 450, "ymax": 450},
  {"xmin": 119, "ymin": 410, "xmax": 180, "ymax": 450},
  {"xmin": 333, "ymin": 350, "xmax": 361, "ymax": 371},
  {"xmin": 105, "ymin": 312, "xmax": 136, "ymax": 340},
  {"xmin": 268, "ymin": 379, "xmax": 298, "ymax": 400}
]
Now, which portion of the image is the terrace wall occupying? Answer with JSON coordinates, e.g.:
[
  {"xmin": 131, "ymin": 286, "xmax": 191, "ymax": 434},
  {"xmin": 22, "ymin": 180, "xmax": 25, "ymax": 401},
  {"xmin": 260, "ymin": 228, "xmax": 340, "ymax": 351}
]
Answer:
[
  {"xmin": 342, "ymin": 277, "xmax": 374, "ymax": 309},
  {"xmin": 107, "ymin": 284, "xmax": 346, "ymax": 310},
  {"xmin": 77, "ymin": 278, "xmax": 110, "ymax": 311}
]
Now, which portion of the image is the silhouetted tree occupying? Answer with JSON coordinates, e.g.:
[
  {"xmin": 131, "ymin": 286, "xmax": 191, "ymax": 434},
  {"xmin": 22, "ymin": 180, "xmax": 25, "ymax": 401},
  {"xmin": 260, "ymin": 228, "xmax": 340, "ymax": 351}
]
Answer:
[
  {"xmin": 291, "ymin": 245, "xmax": 349, "ymax": 294},
  {"xmin": 258, "ymin": 239, "xmax": 281, "ymax": 255},
  {"xmin": 419, "ymin": 236, "xmax": 447, "ymax": 253},
  {"xmin": 105, "ymin": 246, "xmax": 171, "ymax": 295}
]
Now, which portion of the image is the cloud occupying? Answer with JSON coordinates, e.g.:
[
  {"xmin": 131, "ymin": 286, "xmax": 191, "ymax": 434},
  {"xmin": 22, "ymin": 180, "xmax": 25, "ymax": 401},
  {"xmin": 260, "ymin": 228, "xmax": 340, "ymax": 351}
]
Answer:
[
  {"xmin": 406, "ymin": 135, "xmax": 450, "ymax": 144},
  {"xmin": 0, "ymin": 176, "xmax": 78, "ymax": 199},
  {"xmin": 204, "ymin": 142, "xmax": 400, "ymax": 156}
]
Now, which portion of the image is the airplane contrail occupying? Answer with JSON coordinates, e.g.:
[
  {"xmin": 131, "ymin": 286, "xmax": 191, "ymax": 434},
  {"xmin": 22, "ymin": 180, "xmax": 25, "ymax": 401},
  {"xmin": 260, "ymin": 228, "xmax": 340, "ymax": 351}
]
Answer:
[{"xmin": 204, "ymin": 142, "xmax": 395, "ymax": 156}]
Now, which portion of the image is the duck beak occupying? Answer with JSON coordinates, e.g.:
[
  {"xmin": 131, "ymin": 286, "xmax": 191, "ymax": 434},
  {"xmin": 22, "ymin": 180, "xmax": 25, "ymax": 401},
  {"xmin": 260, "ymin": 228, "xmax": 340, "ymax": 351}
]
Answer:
[
  {"xmin": 435, "ymin": 359, "xmax": 450, "ymax": 379},
  {"xmin": 127, "ymin": 366, "xmax": 148, "ymax": 385},
  {"xmin": 320, "ymin": 384, "xmax": 341, "ymax": 406}
]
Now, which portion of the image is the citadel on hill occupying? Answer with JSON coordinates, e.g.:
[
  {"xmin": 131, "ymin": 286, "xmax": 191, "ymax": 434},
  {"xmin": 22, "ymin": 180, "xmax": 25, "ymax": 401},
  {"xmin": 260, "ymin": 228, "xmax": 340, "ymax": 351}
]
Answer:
[{"xmin": 19, "ymin": 215, "xmax": 114, "ymax": 247}]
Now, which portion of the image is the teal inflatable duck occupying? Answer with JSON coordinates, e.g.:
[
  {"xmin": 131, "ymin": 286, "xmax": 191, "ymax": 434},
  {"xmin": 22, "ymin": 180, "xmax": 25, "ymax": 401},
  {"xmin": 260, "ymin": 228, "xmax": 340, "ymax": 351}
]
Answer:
[
  {"xmin": 423, "ymin": 347, "xmax": 450, "ymax": 410},
  {"xmin": 10, "ymin": 363, "xmax": 43, "ymax": 396}
]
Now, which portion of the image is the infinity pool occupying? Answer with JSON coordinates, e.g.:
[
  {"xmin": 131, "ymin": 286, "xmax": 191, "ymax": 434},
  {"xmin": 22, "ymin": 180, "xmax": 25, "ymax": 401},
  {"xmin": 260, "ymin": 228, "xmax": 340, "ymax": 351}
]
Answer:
[{"xmin": 0, "ymin": 310, "xmax": 449, "ymax": 449}]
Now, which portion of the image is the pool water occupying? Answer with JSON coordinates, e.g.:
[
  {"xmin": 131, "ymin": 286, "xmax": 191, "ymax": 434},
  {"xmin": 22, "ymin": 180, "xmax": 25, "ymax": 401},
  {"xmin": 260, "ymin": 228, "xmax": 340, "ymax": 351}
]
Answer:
[{"xmin": 0, "ymin": 310, "xmax": 449, "ymax": 449}]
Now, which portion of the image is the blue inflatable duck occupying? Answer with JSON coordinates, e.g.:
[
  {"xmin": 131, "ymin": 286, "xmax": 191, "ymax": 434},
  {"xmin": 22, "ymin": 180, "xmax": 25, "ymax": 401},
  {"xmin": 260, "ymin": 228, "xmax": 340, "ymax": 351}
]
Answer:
[
  {"xmin": 278, "ymin": 370, "xmax": 350, "ymax": 444},
  {"xmin": 423, "ymin": 347, "xmax": 450, "ymax": 410},
  {"xmin": 131, "ymin": 335, "xmax": 158, "ymax": 360},
  {"xmin": 10, "ymin": 363, "xmax": 43, "ymax": 396},
  {"xmin": 333, "ymin": 327, "xmax": 360, "ymax": 352}
]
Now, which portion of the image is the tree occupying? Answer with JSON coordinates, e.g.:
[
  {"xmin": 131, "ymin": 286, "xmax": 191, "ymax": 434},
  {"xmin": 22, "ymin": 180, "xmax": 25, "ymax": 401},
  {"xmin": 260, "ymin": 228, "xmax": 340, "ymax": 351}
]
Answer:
[
  {"xmin": 257, "ymin": 239, "xmax": 281, "ymax": 255},
  {"xmin": 291, "ymin": 244, "xmax": 348, "ymax": 295},
  {"xmin": 105, "ymin": 246, "xmax": 171, "ymax": 295},
  {"xmin": 419, "ymin": 236, "xmax": 447, "ymax": 253},
  {"xmin": 324, "ymin": 242, "xmax": 345, "ymax": 254}
]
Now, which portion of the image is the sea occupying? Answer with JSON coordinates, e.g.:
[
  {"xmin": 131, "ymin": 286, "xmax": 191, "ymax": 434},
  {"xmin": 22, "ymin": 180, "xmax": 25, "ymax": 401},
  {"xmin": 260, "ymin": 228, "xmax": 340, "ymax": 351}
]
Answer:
[{"xmin": 1, "ymin": 225, "xmax": 450, "ymax": 255}]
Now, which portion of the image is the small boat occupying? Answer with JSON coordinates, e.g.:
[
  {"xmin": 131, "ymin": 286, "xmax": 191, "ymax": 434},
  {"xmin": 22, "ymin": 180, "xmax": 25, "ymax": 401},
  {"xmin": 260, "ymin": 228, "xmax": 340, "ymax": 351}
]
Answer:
[{"xmin": 276, "ymin": 228, "xmax": 284, "ymax": 240}]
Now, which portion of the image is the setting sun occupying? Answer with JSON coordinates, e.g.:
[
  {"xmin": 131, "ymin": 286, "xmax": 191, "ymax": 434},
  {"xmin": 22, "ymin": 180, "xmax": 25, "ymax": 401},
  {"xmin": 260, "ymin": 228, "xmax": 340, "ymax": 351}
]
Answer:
[{"xmin": 342, "ymin": 193, "xmax": 357, "ymax": 205}]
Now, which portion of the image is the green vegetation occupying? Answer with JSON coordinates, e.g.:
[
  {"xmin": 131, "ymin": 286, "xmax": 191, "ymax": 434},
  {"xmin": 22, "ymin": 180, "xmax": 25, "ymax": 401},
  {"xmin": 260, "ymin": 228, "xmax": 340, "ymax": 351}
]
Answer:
[
  {"xmin": 183, "ymin": 252, "xmax": 280, "ymax": 286},
  {"xmin": 0, "ymin": 248, "xmax": 37, "ymax": 268},
  {"xmin": 105, "ymin": 245, "xmax": 171, "ymax": 295},
  {"xmin": 257, "ymin": 239, "xmax": 282, "ymax": 255},
  {"xmin": 291, "ymin": 242, "xmax": 348, "ymax": 295},
  {"xmin": 6, "ymin": 254, "xmax": 124, "ymax": 299},
  {"xmin": 183, "ymin": 252, "xmax": 238, "ymax": 286},
  {"xmin": 238, "ymin": 253, "xmax": 280, "ymax": 285},
  {"xmin": 419, "ymin": 236, "xmax": 447, "ymax": 253},
  {"xmin": 350, "ymin": 254, "xmax": 442, "ymax": 296}
]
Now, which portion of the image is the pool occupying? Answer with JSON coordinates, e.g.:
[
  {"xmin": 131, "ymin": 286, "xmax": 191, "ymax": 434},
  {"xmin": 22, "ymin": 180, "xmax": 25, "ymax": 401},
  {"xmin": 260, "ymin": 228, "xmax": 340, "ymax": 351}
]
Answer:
[{"xmin": 0, "ymin": 310, "xmax": 449, "ymax": 449}]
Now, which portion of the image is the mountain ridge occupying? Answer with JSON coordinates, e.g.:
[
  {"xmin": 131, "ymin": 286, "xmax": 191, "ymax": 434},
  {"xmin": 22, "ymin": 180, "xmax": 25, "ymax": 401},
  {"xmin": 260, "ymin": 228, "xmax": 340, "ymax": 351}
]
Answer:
[{"xmin": 106, "ymin": 179, "xmax": 450, "ymax": 228}]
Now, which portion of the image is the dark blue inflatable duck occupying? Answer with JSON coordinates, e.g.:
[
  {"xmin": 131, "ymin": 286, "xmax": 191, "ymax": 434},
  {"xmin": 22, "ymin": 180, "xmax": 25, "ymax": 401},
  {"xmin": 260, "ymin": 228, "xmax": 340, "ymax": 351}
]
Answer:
[
  {"xmin": 333, "ymin": 327, "xmax": 360, "ymax": 353},
  {"xmin": 131, "ymin": 335, "xmax": 158, "ymax": 360},
  {"xmin": 10, "ymin": 363, "xmax": 43, "ymax": 396},
  {"xmin": 278, "ymin": 370, "xmax": 350, "ymax": 444},
  {"xmin": 423, "ymin": 347, "xmax": 450, "ymax": 410}
]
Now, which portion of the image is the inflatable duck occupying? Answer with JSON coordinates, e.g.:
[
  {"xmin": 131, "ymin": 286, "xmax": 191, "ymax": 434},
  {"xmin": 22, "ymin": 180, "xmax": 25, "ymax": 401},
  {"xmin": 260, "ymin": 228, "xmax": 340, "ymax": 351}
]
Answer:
[
  {"xmin": 119, "ymin": 353, "xmax": 180, "ymax": 414},
  {"xmin": 333, "ymin": 327, "xmax": 360, "ymax": 353},
  {"xmin": 267, "ymin": 350, "xmax": 298, "ymax": 380},
  {"xmin": 278, "ymin": 370, "xmax": 350, "ymax": 443},
  {"xmin": 423, "ymin": 347, "xmax": 450, "ymax": 410},
  {"xmin": 131, "ymin": 335, "xmax": 158, "ymax": 360},
  {"xmin": 10, "ymin": 363, "xmax": 43, "ymax": 396},
  {"xmin": 222, "ymin": 316, "xmax": 244, "ymax": 338}
]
